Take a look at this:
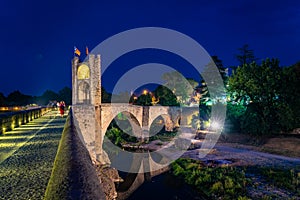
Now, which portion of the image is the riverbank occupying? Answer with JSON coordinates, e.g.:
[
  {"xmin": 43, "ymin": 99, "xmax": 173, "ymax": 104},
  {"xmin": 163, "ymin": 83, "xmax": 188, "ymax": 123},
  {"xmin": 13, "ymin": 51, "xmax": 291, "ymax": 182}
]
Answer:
[
  {"xmin": 121, "ymin": 133, "xmax": 300, "ymax": 199},
  {"xmin": 217, "ymin": 132, "xmax": 300, "ymax": 158},
  {"xmin": 103, "ymin": 129, "xmax": 300, "ymax": 199}
]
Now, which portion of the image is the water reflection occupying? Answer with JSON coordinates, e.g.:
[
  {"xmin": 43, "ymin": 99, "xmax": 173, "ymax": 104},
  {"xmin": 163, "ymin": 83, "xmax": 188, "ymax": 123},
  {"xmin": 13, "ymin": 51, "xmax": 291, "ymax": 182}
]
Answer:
[{"xmin": 117, "ymin": 171, "xmax": 207, "ymax": 200}]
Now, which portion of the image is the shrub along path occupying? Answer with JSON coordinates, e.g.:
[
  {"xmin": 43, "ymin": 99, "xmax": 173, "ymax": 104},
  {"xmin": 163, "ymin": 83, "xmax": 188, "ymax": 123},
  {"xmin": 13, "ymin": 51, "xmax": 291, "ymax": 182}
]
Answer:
[{"xmin": 0, "ymin": 111, "xmax": 66, "ymax": 200}]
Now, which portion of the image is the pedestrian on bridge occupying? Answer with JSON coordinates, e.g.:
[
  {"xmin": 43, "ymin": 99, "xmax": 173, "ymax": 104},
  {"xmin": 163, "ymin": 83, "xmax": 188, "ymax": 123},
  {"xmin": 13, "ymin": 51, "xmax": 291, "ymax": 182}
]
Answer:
[{"xmin": 59, "ymin": 101, "xmax": 65, "ymax": 117}]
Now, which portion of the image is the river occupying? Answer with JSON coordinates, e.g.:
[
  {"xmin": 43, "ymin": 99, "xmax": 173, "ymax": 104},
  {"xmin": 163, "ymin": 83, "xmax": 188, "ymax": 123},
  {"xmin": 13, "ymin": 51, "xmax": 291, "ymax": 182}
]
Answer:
[{"xmin": 117, "ymin": 171, "xmax": 207, "ymax": 200}]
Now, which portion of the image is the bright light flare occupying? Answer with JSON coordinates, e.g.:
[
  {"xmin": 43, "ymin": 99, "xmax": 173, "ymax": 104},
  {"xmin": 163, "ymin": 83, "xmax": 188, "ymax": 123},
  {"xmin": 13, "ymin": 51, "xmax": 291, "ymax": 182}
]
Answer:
[{"xmin": 210, "ymin": 121, "xmax": 221, "ymax": 130}]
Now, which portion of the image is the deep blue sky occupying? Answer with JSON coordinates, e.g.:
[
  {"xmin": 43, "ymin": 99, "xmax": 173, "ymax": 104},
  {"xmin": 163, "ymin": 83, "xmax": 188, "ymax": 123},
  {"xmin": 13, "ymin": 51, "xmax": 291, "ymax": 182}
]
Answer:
[{"xmin": 0, "ymin": 0, "xmax": 299, "ymax": 96}]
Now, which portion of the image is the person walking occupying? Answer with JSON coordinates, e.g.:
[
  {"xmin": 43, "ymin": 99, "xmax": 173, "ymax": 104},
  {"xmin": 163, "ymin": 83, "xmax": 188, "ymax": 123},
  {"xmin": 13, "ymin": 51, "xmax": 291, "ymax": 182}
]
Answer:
[{"xmin": 59, "ymin": 101, "xmax": 65, "ymax": 117}]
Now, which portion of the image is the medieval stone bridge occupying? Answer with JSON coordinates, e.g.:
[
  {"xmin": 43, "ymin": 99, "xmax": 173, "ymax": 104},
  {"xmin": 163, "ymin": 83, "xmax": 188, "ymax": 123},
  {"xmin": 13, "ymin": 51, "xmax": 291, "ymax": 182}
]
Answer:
[{"xmin": 71, "ymin": 54, "xmax": 199, "ymax": 164}]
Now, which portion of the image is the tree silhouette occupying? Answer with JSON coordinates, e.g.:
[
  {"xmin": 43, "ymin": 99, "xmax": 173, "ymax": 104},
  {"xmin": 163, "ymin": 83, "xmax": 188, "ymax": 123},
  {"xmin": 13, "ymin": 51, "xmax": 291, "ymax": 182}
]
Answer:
[{"xmin": 235, "ymin": 44, "xmax": 257, "ymax": 66}]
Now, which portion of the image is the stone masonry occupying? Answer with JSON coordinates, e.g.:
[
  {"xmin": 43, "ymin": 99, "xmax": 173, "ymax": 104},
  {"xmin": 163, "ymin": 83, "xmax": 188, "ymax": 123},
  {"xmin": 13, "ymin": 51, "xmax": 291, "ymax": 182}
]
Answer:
[{"xmin": 71, "ymin": 54, "xmax": 198, "ymax": 164}]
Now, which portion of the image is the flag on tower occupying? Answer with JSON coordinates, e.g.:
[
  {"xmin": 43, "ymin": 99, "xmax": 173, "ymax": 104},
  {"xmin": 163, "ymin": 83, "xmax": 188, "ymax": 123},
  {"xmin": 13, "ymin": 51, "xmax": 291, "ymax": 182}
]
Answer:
[
  {"xmin": 86, "ymin": 46, "xmax": 89, "ymax": 55},
  {"xmin": 74, "ymin": 46, "xmax": 81, "ymax": 56}
]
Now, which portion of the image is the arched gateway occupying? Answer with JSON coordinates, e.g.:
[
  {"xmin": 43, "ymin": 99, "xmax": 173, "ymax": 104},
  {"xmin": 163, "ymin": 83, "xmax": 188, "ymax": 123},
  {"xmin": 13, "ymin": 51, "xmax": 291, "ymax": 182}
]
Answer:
[{"xmin": 71, "ymin": 54, "xmax": 198, "ymax": 164}]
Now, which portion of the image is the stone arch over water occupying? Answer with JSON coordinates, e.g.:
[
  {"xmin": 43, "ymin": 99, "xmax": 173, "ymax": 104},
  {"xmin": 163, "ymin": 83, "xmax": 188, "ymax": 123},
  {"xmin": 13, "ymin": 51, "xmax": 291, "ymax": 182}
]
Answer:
[{"xmin": 102, "ymin": 111, "xmax": 142, "ymax": 138}]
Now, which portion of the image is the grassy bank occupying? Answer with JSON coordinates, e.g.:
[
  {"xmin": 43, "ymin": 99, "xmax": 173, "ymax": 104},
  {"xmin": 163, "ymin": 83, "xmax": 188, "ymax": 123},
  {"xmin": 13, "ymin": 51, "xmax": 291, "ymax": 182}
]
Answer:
[{"xmin": 170, "ymin": 158, "xmax": 300, "ymax": 199}]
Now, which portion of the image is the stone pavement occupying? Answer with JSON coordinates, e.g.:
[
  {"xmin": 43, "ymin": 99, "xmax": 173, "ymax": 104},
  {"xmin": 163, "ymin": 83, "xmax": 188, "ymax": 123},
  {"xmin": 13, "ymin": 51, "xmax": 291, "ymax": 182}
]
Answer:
[{"xmin": 0, "ymin": 111, "xmax": 66, "ymax": 200}]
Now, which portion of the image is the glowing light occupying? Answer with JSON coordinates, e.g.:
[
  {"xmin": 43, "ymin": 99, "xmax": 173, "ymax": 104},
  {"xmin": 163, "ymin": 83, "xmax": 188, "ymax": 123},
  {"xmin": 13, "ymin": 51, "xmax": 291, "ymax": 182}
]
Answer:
[
  {"xmin": 143, "ymin": 90, "xmax": 148, "ymax": 95},
  {"xmin": 210, "ymin": 121, "xmax": 221, "ymax": 130},
  {"xmin": 77, "ymin": 64, "xmax": 90, "ymax": 79}
]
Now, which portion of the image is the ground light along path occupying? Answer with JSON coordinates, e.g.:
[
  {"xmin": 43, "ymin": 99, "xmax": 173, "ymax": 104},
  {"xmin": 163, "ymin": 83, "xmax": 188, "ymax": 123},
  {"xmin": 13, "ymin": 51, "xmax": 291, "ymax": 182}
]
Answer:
[{"xmin": 0, "ymin": 111, "xmax": 66, "ymax": 200}]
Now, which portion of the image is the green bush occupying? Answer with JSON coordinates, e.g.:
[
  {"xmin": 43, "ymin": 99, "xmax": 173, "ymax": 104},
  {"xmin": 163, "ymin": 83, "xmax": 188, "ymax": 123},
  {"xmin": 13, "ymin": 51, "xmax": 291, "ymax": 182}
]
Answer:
[{"xmin": 170, "ymin": 158, "xmax": 249, "ymax": 199}]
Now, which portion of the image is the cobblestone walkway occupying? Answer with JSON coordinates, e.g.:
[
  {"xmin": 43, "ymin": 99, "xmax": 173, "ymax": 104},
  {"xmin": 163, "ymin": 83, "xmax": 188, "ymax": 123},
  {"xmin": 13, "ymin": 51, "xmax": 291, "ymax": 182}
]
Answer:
[{"xmin": 0, "ymin": 111, "xmax": 66, "ymax": 200}]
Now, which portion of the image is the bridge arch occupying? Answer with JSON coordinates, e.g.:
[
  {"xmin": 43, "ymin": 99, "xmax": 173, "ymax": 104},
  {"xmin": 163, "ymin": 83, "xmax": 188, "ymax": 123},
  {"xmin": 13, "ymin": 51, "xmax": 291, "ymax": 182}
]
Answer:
[
  {"xmin": 103, "ymin": 111, "xmax": 142, "ymax": 139},
  {"xmin": 149, "ymin": 114, "xmax": 171, "ymax": 136},
  {"xmin": 148, "ymin": 106, "xmax": 181, "ymax": 132},
  {"xmin": 100, "ymin": 104, "xmax": 144, "ymax": 140}
]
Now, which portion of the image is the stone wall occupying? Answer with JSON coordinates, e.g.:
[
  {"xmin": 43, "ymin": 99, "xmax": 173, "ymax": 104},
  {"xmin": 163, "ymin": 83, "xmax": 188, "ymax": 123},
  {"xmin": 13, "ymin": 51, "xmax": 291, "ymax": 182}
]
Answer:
[
  {"xmin": 44, "ymin": 110, "xmax": 106, "ymax": 200},
  {"xmin": 72, "ymin": 105, "xmax": 97, "ymax": 159},
  {"xmin": 0, "ymin": 107, "xmax": 50, "ymax": 134}
]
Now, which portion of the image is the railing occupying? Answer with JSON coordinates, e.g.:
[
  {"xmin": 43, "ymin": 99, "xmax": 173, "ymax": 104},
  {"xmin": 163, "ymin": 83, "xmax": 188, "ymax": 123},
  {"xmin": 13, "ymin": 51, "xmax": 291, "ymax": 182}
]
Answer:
[{"xmin": 0, "ymin": 107, "xmax": 51, "ymax": 134}]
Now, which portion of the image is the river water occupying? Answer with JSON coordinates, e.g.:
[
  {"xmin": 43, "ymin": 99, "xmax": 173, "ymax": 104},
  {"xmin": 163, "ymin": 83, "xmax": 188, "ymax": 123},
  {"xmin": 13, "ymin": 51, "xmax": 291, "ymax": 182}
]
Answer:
[{"xmin": 117, "ymin": 171, "xmax": 207, "ymax": 200}]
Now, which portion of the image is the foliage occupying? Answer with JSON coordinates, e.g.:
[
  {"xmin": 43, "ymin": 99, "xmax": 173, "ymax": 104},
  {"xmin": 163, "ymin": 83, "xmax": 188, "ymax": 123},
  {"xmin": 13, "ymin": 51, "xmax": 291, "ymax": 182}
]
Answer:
[
  {"xmin": 153, "ymin": 85, "xmax": 179, "ymax": 106},
  {"xmin": 149, "ymin": 130, "xmax": 177, "ymax": 142},
  {"xmin": 0, "ymin": 92, "xmax": 6, "ymax": 106},
  {"xmin": 6, "ymin": 90, "xmax": 33, "ymax": 106},
  {"xmin": 171, "ymin": 158, "xmax": 250, "ymax": 199},
  {"xmin": 135, "ymin": 93, "xmax": 152, "ymax": 106},
  {"xmin": 280, "ymin": 63, "xmax": 300, "ymax": 128},
  {"xmin": 228, "ymin": 58, "xmax": 298, "ymax": 135},
  {"xmin": 235, "ymin": 44, "xmax": 257, "ymax": 66},
  {"xmin": 259, "ymin": 167, "xmax": 300, "ymax": 194},
  {"xmin": 58, "ymin": 87, "xmax": 72, "ymax": 105},
  {"xmin": 105, "ymin": 119, "xmax": 138, "ymax": 147},
  {"xmin": 162, "ymin": 71, "xmax": 198, "ymax": 104},
  {"xmin": 0, "ymin": 87, "xmax": 72, "ymax": 106},
  {"xmin": 38, "ymin": 90, "xmax": 59, "ymax": 105},
  {"xmin": 225, "ymin": 103, "xmax": 246, "ymax": 132},
  {"xmin": 101, "ymin": 86, "xmax": 111, "ymax": 103},
  {"xmin": 195, "ymin": 56, "xmax": 228, "ymax": 129},
  {"xmin": 200, "ymin": 56, "xmax": 227, "ymax": 102}
]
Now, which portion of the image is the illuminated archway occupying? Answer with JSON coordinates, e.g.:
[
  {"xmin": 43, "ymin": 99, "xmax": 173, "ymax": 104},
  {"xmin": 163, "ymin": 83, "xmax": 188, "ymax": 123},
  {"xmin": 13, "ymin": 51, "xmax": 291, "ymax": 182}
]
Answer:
[{"xmin": 77, "ymin": 64, "xmax": 90, "ymax": 79}]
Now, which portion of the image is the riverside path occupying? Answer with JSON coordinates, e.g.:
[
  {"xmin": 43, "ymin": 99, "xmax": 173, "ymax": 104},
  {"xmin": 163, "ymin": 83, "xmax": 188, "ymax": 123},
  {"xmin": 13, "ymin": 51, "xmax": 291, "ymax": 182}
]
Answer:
[{"xmin": 0, "ymin": 110, "xmax": 66, "ymax": 200}]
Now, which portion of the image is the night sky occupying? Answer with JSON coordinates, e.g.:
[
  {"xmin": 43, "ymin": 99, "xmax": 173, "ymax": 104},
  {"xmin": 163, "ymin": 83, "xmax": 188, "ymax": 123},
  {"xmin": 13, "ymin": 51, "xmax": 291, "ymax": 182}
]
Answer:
[{"xmin": 0, "ymin": 0, "xmax": 299, "ymax": 96}]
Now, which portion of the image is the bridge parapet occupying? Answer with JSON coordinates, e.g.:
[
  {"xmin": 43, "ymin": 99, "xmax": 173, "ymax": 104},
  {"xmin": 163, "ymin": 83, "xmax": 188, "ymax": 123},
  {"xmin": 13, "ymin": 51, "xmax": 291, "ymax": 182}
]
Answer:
[
  {"xmin": 44, "ymin": 110, "xmax": 106, "ymax": 200},
  {"xmin": 0, "ymin": 107, "xmax": 51, "ymax": 134}
]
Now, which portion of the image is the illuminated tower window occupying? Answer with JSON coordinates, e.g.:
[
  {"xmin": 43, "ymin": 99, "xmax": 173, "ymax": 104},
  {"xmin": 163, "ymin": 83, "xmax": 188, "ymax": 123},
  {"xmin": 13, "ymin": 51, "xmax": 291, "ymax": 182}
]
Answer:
[
  {"xmin": 77, "ymin": 64, "xmax": 91, "ymax": 104},
  {"xmin": 77, "ymin": 64, "xmax": 90, "ymax": 79}
]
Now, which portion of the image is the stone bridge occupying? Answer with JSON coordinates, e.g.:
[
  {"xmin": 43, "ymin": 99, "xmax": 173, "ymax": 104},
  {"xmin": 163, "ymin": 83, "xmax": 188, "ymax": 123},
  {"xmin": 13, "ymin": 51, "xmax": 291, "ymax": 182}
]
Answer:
[{"xmin": 71, "ymin": 54, "xmax": 199, "ymax": 164}]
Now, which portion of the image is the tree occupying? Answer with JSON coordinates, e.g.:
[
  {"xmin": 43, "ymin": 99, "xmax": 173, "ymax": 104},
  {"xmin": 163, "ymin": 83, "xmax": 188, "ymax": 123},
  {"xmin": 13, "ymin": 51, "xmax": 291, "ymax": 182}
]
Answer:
[
  {"xmin": 0, "ymin": 92, "xmax": 6, "ymax": 106},
  {"xmin": 37, "ymin": 90, "xmax": 59, "ymax": 105},
  {"xmin": 153, "ymin": 85, "xmax": 179, "ymax": 106},
  {"xmin": 6, "ymin": 90, "xmax": 32, "ymax": 106},
  {"xmin": 280, "ymin": 63, "xmax": 300, "ymax": 128},
  {"xmin": 211, "ymin": 55, "xmax": 228, "ymax": 82},
  {"xmin": 195, "ymin": 56, "xmax": 228, "ymax": 129},
  {"xmin": 102, "ymin": 86, "xmax": 111, "ymax": 103},
  {"xmin": 162, "ymin": 71, "xmax": 198, "ymax": 105},
  {"xmin": 235, "ymin": 44, "xmax": 257, "ymax": 66},
  {"xmin": 136, "ymin": 93, "xmax": 152, "ymax": 106},
  {"xmin": 201, "ymin": 56, "xmax": 228, "ymax": 101},
  {"xmin": 58, "ymin": 87, "xmax": 72, "ymax": 105},
  {"xmin": 196, "ymin": 80, "xmax": 210, "ymax": 129},
  {"xmin": 228, "ymin": 58, "xmax": 290, "ymax": 135}
]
